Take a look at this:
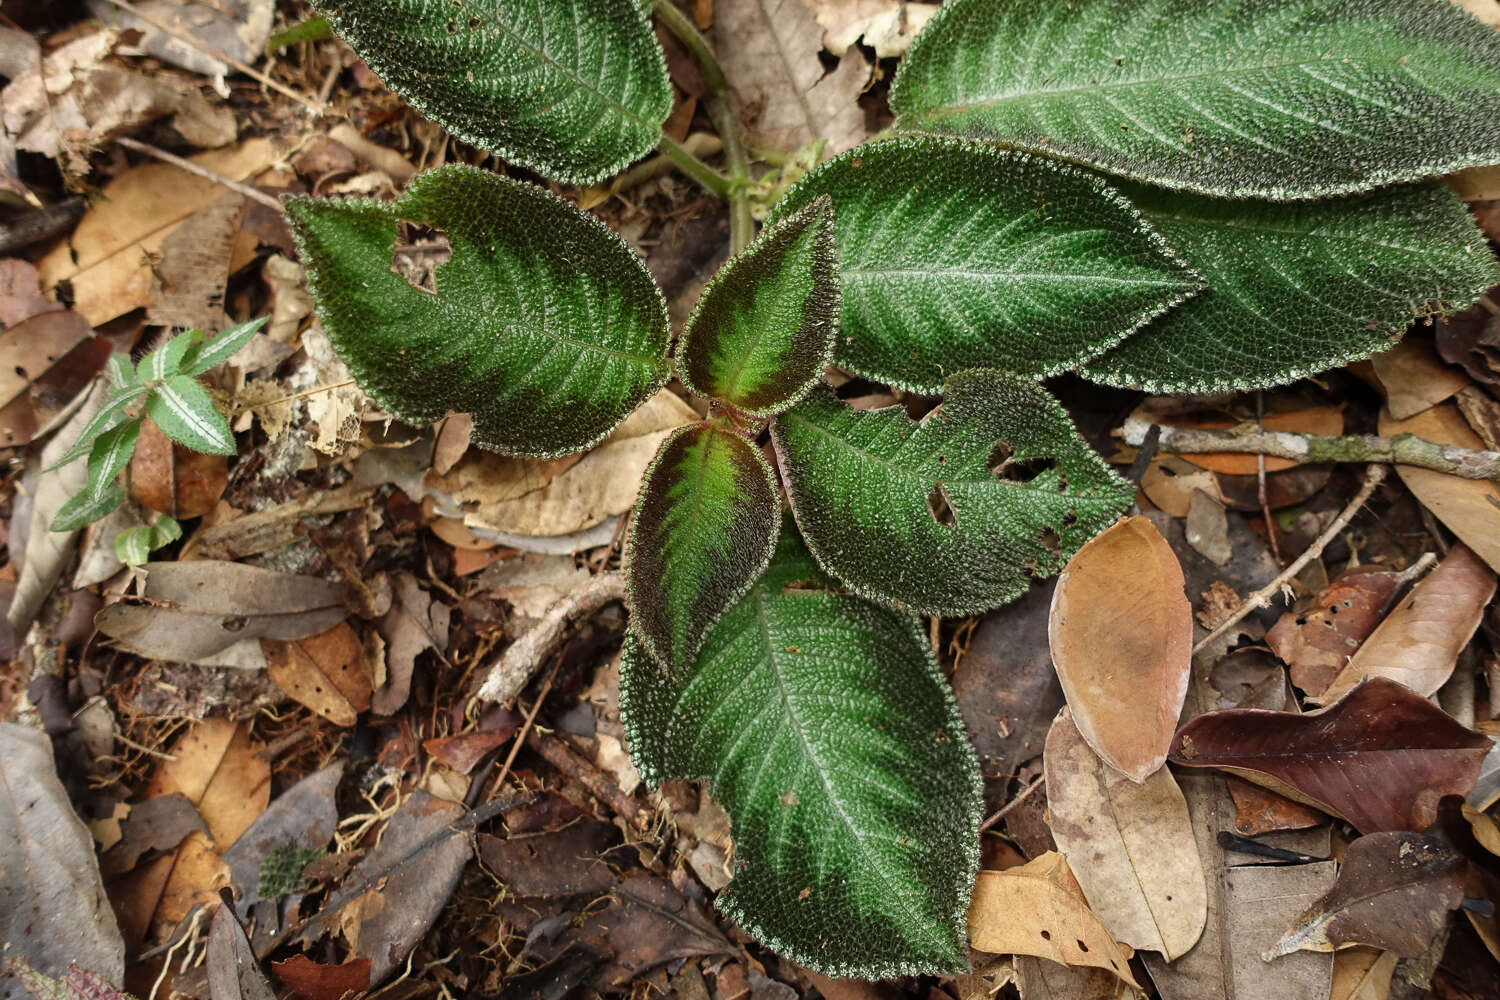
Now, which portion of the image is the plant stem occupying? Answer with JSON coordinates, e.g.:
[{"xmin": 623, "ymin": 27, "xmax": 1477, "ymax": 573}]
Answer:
[
  {"xmin": 657, "ymin": 133, "xmax": 732, "ymax": 197},
  {"xmin": 1121, "ymin": 418, "xmax": 1500, "ymax": 482},
  {"xmin": 653, "ymin": 0, "xmax": 755, "ymax": 254},
  {"xmin": 115, "ymin": 137, "xmax": 284, "ymax": 213}
]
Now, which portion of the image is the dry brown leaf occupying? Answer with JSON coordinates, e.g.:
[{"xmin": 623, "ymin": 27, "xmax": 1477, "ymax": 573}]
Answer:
[
  {"xmin": 0, "ymin": 311, "xmax": 91, "ymax": 414},
  {"xmin": 0, "ymin": 259, "xmax": 63, "ymax": 327},
  {"xmin": 146, "ymin": 191, "xmax": 245, "ymax": 333},
  {"xmin": 1014, "ymin": 957, "xmax": 1140, "ymax": 1000},
  {"xmin": 1379, "ymin": 402, "xmax": 1500, "ymax": 573},
  {"xmin": 1267, "ymin": 565, "xmax": 1411, "ymax": 698},
  {"xmin": 263, "ymin": 622, "xmax": 372, "ymax": 726},
  {"xmin": 968, "ymin": 853, "xmax": 1140, "ymax": 987},
  {"xmin": 1139, "ymin": 457, "xmax": 1224, "ymax": 519},
  {"xmin": 1049, "ymin": 516, "xmax": 1192, "ymax": 782},
  {"xmin": 372, "ymin": 571, "xmax": 450, "ymax": 715},
  {"xmin": 128, "ymin": 416, "xmax": 229, "ymax": 520},
  {"xmin": 1217, "ymin": 862, "xmax": 1338, "ymax": 999},
  {"xmin": 814, "ymin": 0, "xmax": 939, "ymax": 57},
  {"xmin": 1330, "ymin": 947, "xmax": 1398, "ymax": 1000},
  {"xmin": 1315, "ymin": 545, "xmax": 1495, "ymax": 704},
  {"xmin": 1043, "ymin": 710, "xmax": 1207, "ymax": 960},
  {"xmin": 1358, "ymin": 336, "xmax": 1471, "ymax": 419}
]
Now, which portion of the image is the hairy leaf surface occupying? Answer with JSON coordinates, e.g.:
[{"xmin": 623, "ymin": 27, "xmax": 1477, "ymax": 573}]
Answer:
[
  {"xmin": 316, "ymin": 0, "xmax": 672, "ymax": 184},
  {"xmin": 768, "ymin": 137, "xmax": 1196, "ymax": 393},
  {"xmin": 286, "ymin": 165, "xmax": 670, "ymax": 457},
  {"xmin": 625, "ymin": 421, "xmax": 779, "ymax": 672},
  {"xmin": 1081, "ymin": 182, "xmax": 1500, "ymax": 392},
  {"xmin": 620, "ymin": 525, "xmax": 981, "ymax": 978},
  {"xmin": 677, "ymin": 196, "xmax": 838, "ymax": 416},
  {"xmin": 890, "ymin": 0, "xmax": 1500, "ymax": 198},
  {"xmin": 771, "ymin": 372, "xmax": 1134, "ymax": 616}
]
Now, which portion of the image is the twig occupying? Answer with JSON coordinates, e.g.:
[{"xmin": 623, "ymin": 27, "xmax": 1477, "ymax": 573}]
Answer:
[
  {"xmin": 1121, "ymin": 418, "xmax": 1500, "ymax": 481},
  {"xmin": 486, "ymin": 657, "xmax": 561, "ymax": 800},
  {"xmin": 978, "ymin": 774, "xmax": 1044, "ymax": 833},
  {"xmin": 1193, "ymin": 464, "xmax": 1387, "ymax": 655},
  {"xmin": 1124, "ymin": 422, "xmax": 1160, "ymax": 486},
  {"xmin": 1256, "ymin": 393, "xmax": 1282, "ymax": 564},
  {"xmin": 232, "ymin": 378, "xmax": 358, "ymax": 413},
  {"xmin": 114, "ymin": 137, "xmax": 284, "ymax": 212},
  {"xmin": 526, "ymin": 727, "xmax": 645, "ymax": 829},
  {"xmin": 102, "ymin": 0, "xmax": 324, "ymax": 114},
  {"xmin": 474, "ymin": 571, "xmax": 626, "ymax": 705}
]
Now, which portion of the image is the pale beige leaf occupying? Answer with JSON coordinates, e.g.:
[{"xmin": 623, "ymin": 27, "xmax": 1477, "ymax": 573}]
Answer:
[
  {"xmin": 815, "ymin": 0, "xmax": 939, "ymax": 57},
  {"xmin": 1015, "ymin": 956, "xmax": 1141, "ymax": 1000},
  {"xmin": 1220, "ymin": 863, "xmax": 1337, "ymax": 999},
  {"xmin": 1360, "ymin": 337, "xmax": 1470, "ymax": 419},
  {"xmin": 1379, "ymin": 403, "xmax": 1500, "ymax": 573},
  {"xmin": 968, "ymin": 853, "xmax": 1140, "ymax": 987},
  {"xmin": 1330, "ymin": 948, "xmax": 1397, "ymax": 1000},
  {"xmin": 1315, "ymin": 545, "xmax": 1495, "ymax": 704},
  {"xmin": 1049, "ymin": 516, "xmax": 1192, "ymax": 782},
  {"xmin": 1044, "ymin": 710, "xmax": 1206, "ymax": 960}
]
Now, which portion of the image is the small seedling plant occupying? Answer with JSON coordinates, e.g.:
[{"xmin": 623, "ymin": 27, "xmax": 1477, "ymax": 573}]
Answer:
[{"xmin": 282, "ymin": 0, "xmax": 1500, "ymax": 978}]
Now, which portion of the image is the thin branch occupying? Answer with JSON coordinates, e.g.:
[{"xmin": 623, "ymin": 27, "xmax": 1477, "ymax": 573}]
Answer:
[
  {"xmin": 232, "ymin": 378, "xmax": 358, "ymax": 413},
  {"xmin": 1121, "ymin": 417, "xmax": 1500, "ymax": 482},
  {"xmin": 473, "ymin": 571, "xmax": 626, "ymax": 705},
  {"xmin": 978, "ymin": 774, "xmax": 1045, "ymax": 833},
  {"xmin": 114, "ymin": 137, "xmax": 284, "ymax": 212},
  {"xmin": 1193, "ymin": 464, "xmax": 1387, "ymax": 655}
]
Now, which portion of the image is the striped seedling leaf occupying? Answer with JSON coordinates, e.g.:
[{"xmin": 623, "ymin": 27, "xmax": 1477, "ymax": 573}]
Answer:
[
  {"xmin": 286, "ymin": 165, "xmax": 670, "ymax": 458},
  {"xmin": 1080, "ymin": 181, "xmax": 1500, "ymax": 392},
  {"xmin": 137, "ymin": 331, "xmax": 196, "ymax": 382},
  {"xmin": 47, "ymin": 383, "xmax": 146, "ymax": 470},
  {"xmin": 890, "ymin": 0, "xmax": 1500, "ymax": 199},
  {"xmin": 768, "ymin": 137, "xmax": 1197, "ymax": 393},
  {"xmin": 677, "ymin": 196, "xmax": 839, "ymax": 417},
  {"xmin": 145, "ymin": 375, "xmax": 235, "ymax": 455},
  {"xmin": 84, "ymin": 419, "xmax": 142, "ymax": 500},
  {"xmin": 620, "ymin": 524, "xmax": 982, "ymax": 978},
  {"xmin": 772, "ymin": 372, "xmax": 1134, "ymax": 616},
  {"xmin": 625, "ymin": 421, "xmax": 780, "ymax": 673},
  {"xmin": 315, "ymin": 0, "xmax": 672, "ymax": 184},
  {"xmin": 181, "ymin": 317, "xmax": 268, "ymax": 376},
  {"xmin": 50, "ymin": 480, "xmax": 125, "ymax": 533}
]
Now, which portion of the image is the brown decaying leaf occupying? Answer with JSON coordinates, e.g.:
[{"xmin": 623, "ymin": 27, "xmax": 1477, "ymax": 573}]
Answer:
[
  {"xmin": 1268, "ymin": 831, "xmax": 1466, "ymax": 959},
  {"xmin": 1315, "ymin": 545, "xmax": 1495, "ymax": 705},
  {"xmin": 1433, "ymin": 299, "xmax": 1500, "ymax": 387},
  {"xmin": 1170, "ymin": 677, "xmax": 1493, "ymax": 833},
  {"xmin": 270, "ymin": 955, "xmax": 371, "ymax": 1000},
  {"xmin": 3, "ymin": 960, "xmax": 133, "ymax": 1000},
  {"xmin": 1226, "ymin": 775, "xmax": 1327, "ymax": 836},
  {"xmin": 1043, "ymin": 709, "xmax": 1206, "ymax": 960},
  {"xmin": 206, "ymin": 903, "xmax": 275, "ymax": 1000},
  {"xmin": 0, "ymin": 310, "xmax": 90, "ymax": 413},
  {"xmin": 146, "ymin": 191, "xmax": 245, "ymax": 334},
  {"xmin": 422, "ymin": 727, "xmax": 516, "ymax": 774},
  {"xmin": 1267, "ymin": 565, "xmax": 1408, "ymax": 698},
  {"xmin": 1014, "ymin": 956, "xmax": 1139, "ymax": 1000},
  {"xmin": 968, "ymin": 854, "xmax": 1140, "ymax": 987},
  {"xmin": 1329, "ymin": 947, "xmax": 1398, "ymax": 1000},
  {"xmin": 1359, "ymin": 335, "xmax": 1471, "ymax": 420},
  {"xmin": 1139, "ymin": 457, "xmax": 1223, "ymax": 519},
  {"xmin": 99, "ymin": 792, "xmax": 206, "ymax": 877},
  {"xmin": 1379, "ymin": 403, "xmax": 1500, "ymax": 574},
  {"xmin": 220, "ymin": 762, "xmax": 342, "ymax": 909},
  {"xmin": 814, "ymin": 0, "xmax": 939, "ymax": 58},
  {"xmin": 1217, "ymin": 862, "xmax": 1338, "ymax": 1000},
  {"xmin": 1049, "ymin": 516, "xmax": 1192, "ymax": 782},
  {"xmin": 476, "ymin": 818, "xmax": 617, "ymax": 897},
  {"xmin": 129, "ymin": 416, "xmax": 229, "ymax": 520},
  {"xmin": 263, "ymin": 622, "xmax": 373, "ymax": 727},
  {"xmin": 372, "ymin": 571, "xmax": 450, "ymax": 715}
]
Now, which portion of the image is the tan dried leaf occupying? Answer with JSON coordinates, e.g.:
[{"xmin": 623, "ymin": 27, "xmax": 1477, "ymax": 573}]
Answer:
[{"xmin": 1379, "ymin": 402, "xmax": 1500, "ymax": 573}]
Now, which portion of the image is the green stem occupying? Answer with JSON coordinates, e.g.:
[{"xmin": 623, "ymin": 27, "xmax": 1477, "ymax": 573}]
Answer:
[
  {"xmin": 658, "ymin": 134, "xmax": 732, "ymax": 197},
  {"xmin": 653, "ymin": 0, "xmax": 755, "ymax": 255}
]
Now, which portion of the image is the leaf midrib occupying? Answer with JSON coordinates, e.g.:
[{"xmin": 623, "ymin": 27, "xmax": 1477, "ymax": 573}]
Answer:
[{"xmin": 430, "ymin": 294, "xmax": 661, "ymax": 366}]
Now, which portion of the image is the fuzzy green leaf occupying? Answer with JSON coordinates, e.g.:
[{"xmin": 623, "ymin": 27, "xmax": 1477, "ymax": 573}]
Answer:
[
  {"xmin": 105, "ymin": 354, "xmax": 139, "ymax": 390},
  {"xmin": 85, "ymin": 419, "xmax": 141, "ymax": 500},
  {"xmin": 771, "ymin": 372, "xmax": 1134, "ymax": 616},
  {"xmin": 145, "ymin": 376, "xmax": 234, "ymax": 455},
  {"xmin": 285, "ymin": 165, "xmax": 670, "ymax": 457},
  {"xmin": 50, "ymin": 481, "xmax": 125, "ymax": 532},
  {"xmin": 678, "ymin": 196, "xmax": 839, "ymax": 416},
  {"xmin": 48, "ymin": 384, "xmax": 146, "ymax": 470},
  {"xmin": 620, "ymin": 524, "xmax": 981, "ymax": 978},
  {"xmin": 137, "ymin": 332, "xmax": 196, "ymax": 382},
  {"xmin": 114, "ymin": 526, "xmax": 152, "ymax": 567},
  {"xmin": 1079, "ymin": 181, "xmax": 1500, "ymax": 392},
  {"xmin": 891, "ymin": 0, "xmax": 1500, "ymax": 199},
  {"xmin": 625, "ymin": 421, "xmax": 780, "ymax": 673},
  {"xmin": 181, "ymin": 317, "xmax": 268, "ymax": 376},
  {"xmin": 315, "ymin": 0, "xmax": 671, "ymax": 185},
  {"xmin": 768, "ymin": 137, "xmax": 1197, "ymax": 393}
]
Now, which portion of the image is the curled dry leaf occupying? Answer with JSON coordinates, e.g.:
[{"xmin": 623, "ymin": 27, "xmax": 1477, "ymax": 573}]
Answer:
[
  {"xmin": 1314, "ymin": 545, "xmax": 1495, "ymax": 704},
  {"xmin": 1266, "ymin": 565, "xmax": 1410, "ymax": 698},
  {"xmin": 1043, "ymin": 709, "xmax": 1207, "ymax": 960},
  {"xmin": 206, "ymin": 903, "xmax": 276, "ymax": 1000},
  {"xmin": 968, "ymin": 853, "xmax": 1139, "ymax": 987},
  {"xmin": 1379, "ymin": 403, "xmax": 1500, "ymax": 573},
  {"xmin": 1269, "ymin": 831, "xmax": 1466, "ymax": 959},
  {"xmin": 1170, "ymin": 677, "xmax": 1493, "ymax": 833},
  {"xmin": 1049, "ymin": 516, "xmax": 1192, "ymax": 782}
]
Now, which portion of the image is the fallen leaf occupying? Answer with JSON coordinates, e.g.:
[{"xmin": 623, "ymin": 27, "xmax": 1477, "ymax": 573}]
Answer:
[
  {"xmin": 183, "ymin": 487, "xmax": 372, "ymax": 561},
  {"xmin": 99, "ymin": 792, "xmax": 206, "ymax": 876},
  {"xmin": 477, "ymin": 818, "xmax": 617, "ymax": 897},
  {"xmin": 1359, "ymin": 336, "xmax": 1471, "ymax": 419},
  {"xmin": 220, "ymin": 762, "xmax": 342, "ymax": 909},
  {"xmin": 1139, "ymin": 457, "xmax": 1224, "ymax": 519},
  {"xmin": 263, "ymin": 622, "xmax": 372, "ymax": 726},
  {"xmin": 1216, "ymin": 862, "xmax": 1338, "ymax": 999},
  {"xmin": 1049, "ymin": 516, "xmax": 1192, "ymax": 782},
  {"xmin": 0, "ymin": 259, "xmax": 63, "ymax": 327},
  {"xmin": 270, "ymin": 955, "xmax": 371, "ymax": 1000},
  {"xmin": 129, "ymin": 416, "xmax": 229, "ymax": 520},
  {"xmin": 1170, "ymin": 677, "xmax": 1493, "ymax": 832},
  {"xmin": 1434, "ymin": 300, "xmax": 1500, "ymax": 387},
  {"xmin": 564, "ymin": 871, "xmax": 735, "ymax": 988},
  {"xmin": 1014, "ymin": 957, "xmax": 1139, "ymax": 1000},
  {"xmin": 0, "ymin": 311, "xmax": 92, "ymax": 415},
  {"xmin": 4, "ymin": 961, "xmax": 132, "ymax": 1000},
  {"xmin": 1329, "ymin": 947, "xmax": 1398, "ymax": 1000},
  {"xmin": 1184, "ymin": 490, "xmax": 1231, "ymax": 566},
  {"xmin": 1267, "ymin": 565, "xmax": 1412, "ymax": 698},
  {"xmin": 1315, "ymin": 545, "xmax": 1495, "ymax": 704},
  {"xmin": 88, "ymin": 0, "xmax": 274, "ymax": 84},
  {"xmin": 1227, "ymin": 774, "xmax": 1328, "ymax": 836},
  {"xmin": 371, "ymin": 571, "xmax": 449, "ymax": 715},
  {"xmin": 93, "ymin": 559, "xmax": 349, "ymax": 668},
  {"xmin": 422, "ymin": 727, "xmax": 516, "ymax": 774},
  {"xmin": 1269, "ymin": 831, "xmax": 1465, "ymax": 958},
  {"xmin": 206, "ymin": 903, "xmax": 275, "ymax": 1000},
  {"xmin": 1454, "ymin": 383, "xmax": 1500, "ymax": 450},
  {"xmin": 0, "ymin": 725, "xmax": 125, "ymax": 998},
  {"xmin": 299, "ymin": 327, "xmax": 363, "ymax": 456},
  {"xmin": 1043, "ymin": 709, "xmax": 1207, "ymax": 960},
  {"xmin": 146, "ymin": 192, "xmax": 245, "ymax": 333},
  {"xmin": 815, "ymin": 0, "xmax": 939, "ymax": 57},
  {"xmin": 1379, "ymin": 402, "xmax": 1500, "ymax": 573},
  {"xmin": 968, "ymin": 853, "xmax": 1140, "ymax": 986}
]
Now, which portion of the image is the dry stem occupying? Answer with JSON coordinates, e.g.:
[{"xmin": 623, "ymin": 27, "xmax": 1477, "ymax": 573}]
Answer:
[{"xmin": 474, "ymin": 571, "xmax": 626, "ymax": 705}]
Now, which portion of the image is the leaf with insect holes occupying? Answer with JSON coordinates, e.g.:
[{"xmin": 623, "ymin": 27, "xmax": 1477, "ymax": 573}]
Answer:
[
  {"xmin": 771, "ymin": 372, "xmax": 1135, "ymax": 616},
  {"xmin": 1079, "ymin": 182, "xmax": 1500, "ymax": 392},
  {"xmin": 51, "ymin": 481, "xmax": 125, "ymax": 532},
  {"xmin": 620, "ymin": 523, "xmax": 982, "ymax": 978},
  {"xmin": 677, "ymin": 196, "xmax": 838, "ymax": 416},
  {"xmin": 625, "ymin": 421, "xmax": 779, "ymax": 673},
  {"xmin": 181, "ymin": 317, "xmax": 268, "ymax": 377},
  {"xmin": 84, "ymin": 419, "xmax": 141, "ymax": 500},
  {"xmin": 767, "ymin": 136, "xmax": 1197, "ymax": 393},
  {"xmin": 315, "ymin": 0, "xmax": 671, "ymax": 185},
  {"xmin": 145, "ymin": 375, "xmax": 234, "ymax": 455},
  {"xmin": 286, "ymin": 165, "xmax": 670, "ymax": 458},
  {"xmin": 890, "ymin": 0, "xmax": 1500, "ymax": 199}
]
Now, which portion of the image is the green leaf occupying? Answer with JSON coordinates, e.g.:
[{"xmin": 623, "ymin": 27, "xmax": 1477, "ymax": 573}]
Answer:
[
  {"xmin": 146, "ymin": 375, "xmax": 235, "ymax": 455},
  {"xmin": 181, "ymin": 317, "xmax": 268, "ymax": 376},
  {"xmin": 625, "ymin": 421, "xmax": 780, "ymax": 673},
  {"xmin": 315, "ymin": 0, "xmax": 672, "ymax": 184},
  {"xmin": 677, "ymin": 196, "xmax": 839, "ymax": 416},
  {"xmin": 619, "ymin": 524, "xmax": 981, "ymax": 978},
  {"xmin": 286, "ymin": 165, "xmax": 671, "ymax": 458},
  {"xmin": 768, "ymin": 136, "xmax": 1197, "ymax": 393},
  {"xmin": 1079, "ymin": 181, "xmax": 1500, "ymax": 392},
  {"xmin": 47, "ymin": 384, "xmax": 146, "ymax": 470},
  {"xmin": 51, "ymin": 481, "xmax": 125, "ymax": 532},
  {"xmin": 890, "ymin": 0, "xmax": 1500, "ymax": 199},
  {"xmin": 105, "ymin": 354, "xmax": 139, "ymax": 390},
  {"xmin": 149, "ymin": 514, "xmax": 183, "ymax": 546},
  {"xmin": 85, "ymin": 419, "xmax": 141, "ymax": 500},
  {"xmin": 137, "ymin": 331, "xmax": 197, "ymax": 382},
  {"xmin": 114, "ymin": 526, "xmax": 152, "ymax": 567},
  {"xmin": 771, "ymin": 372, "xmax": 1134, "ymax": 616}
]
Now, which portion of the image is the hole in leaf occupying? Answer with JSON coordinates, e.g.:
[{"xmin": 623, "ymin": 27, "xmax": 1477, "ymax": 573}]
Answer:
[
  {"xmin": 990, "ymin": 446, "xmax": 1057, "ymax": 484},
  {"xmin": 926, "ymin": 483, "xmax": 956, "ymax": 526},
  {"xmin": 1038, "ymin": 527, "xmax": 1062, "ymax": 557},
  {"xmin": 1077, "ymin": 940, "xmax": 1089, "ymax": 952},
  {"xmin": 1060, "ymin": 511, "xmax": 1078, "ymax": 529},
  {"xmin": 986, "ymin": 441, "xmax": 1013, "ymax": 473},
  {"xmin": 13, "ymin": 365, "xmax": 25, "ymax": 379},
  {"xmin": 1039, "ymin": 930, "xmax": 1052, "ymax": 941},
  {"xmin": 391, "ymin": 221, "xmax": 452, "ymax": 295}
]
